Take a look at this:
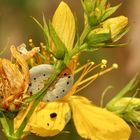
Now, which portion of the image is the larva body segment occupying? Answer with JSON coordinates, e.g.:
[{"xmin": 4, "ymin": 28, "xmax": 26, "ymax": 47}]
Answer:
[{"xmin": 28, "ymin": 64, "xmax": 74, "ymax": 102}]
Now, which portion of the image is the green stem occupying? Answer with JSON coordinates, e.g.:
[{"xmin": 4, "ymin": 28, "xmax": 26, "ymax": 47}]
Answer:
[
  {"xmin": 70, "ymin": 43, "xmax": 88, "ymax": 57},
  {"xmin": 7, "ymin": 136, "xmax": 19, "ymax": 140},
  {"xmin": 15, "ymin": 61, "xmax": 65, "ymax": 137},
  {"xmin": 0, "ymin": 112, "xmax": 9, "ymax": 135},
  {"xmin": 70, "ymin": 25, "xmax": 90, "ymax": 57},
  {"xmin": 80, "ymin": 24, "xmax": 90, "ymax": 44},
  {"xmin": 9, "ymin": 118, "xmax": 14, "ymax": 135}
]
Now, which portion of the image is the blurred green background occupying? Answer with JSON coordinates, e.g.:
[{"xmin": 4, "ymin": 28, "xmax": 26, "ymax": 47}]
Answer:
[{"xmin": 0, "ymin": 0, "xmax": 140, "ymax": 139}]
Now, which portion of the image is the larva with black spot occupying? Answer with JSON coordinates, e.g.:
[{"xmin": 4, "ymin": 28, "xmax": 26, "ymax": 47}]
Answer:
[{"xmin": 28, "ymin": 64, "xmax": 74, "ymax": 102}]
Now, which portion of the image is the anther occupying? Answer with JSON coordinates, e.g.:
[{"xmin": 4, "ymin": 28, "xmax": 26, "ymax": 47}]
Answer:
[
  {"xmin": 29, "ymin": 39, "xmax": 33, "ymax": 43},
  {"xmin": 112, "ymin": 63, "xmax": 119, "ymax": 69},
  {"xmin": 101, "ymin": 59, "xmax": 107, "ymax": 68},
  {"xmin": 101, "ymin": 59, "xmax": 107, "ymax": 65},
  {"xmin": 90, "ymin": 61, "xmax": 94, "ymax": 65},
  {"xmin": 40, "ymin": 42, "xmax": 44, "ymax": 46},
  {"xmin": 77, "ymin": 63, "xmax": 80, "ymax": 66}
]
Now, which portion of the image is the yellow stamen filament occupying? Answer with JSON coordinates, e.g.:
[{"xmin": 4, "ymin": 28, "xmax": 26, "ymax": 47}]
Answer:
[
  {"xmin": 62, "ymin": 60, "xmax": 111, "ymax": 100},
  {"xmin": 75, "ymin": 73, "xmax": 99, "ymax": 94},
  {"xmin": 74, "ymin": 61, "xmax": 94, "ymax": 74},
  {"xmin": 28, "ymin": 39, "xmax": 42, "ymax": 64},
  {"xmin": 78, "ymin": 63, "xmax": 118, "ymax": 87},
  {"xmin": 74, "ymin": 64, "xmax": 118, "ymax": 94}
]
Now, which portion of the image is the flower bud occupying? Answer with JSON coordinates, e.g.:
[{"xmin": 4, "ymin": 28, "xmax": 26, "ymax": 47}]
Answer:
[
  {"xmin": 107, "ymin": 97, "xmax": 140, "ymax": 128},
  {"xmin": 86, "ymin": 16, "xmax": 128, "ymax": 47},
  {"xmin": 86, "ymin": 28, "xmax": 111, "ymax": 46},
  {"xmin": 83, "ymin": 0, "xmax": 121, "ymax": 26},
  {"xmin": 102, "ymin": 16, "xmax": 128, "ymax": 40}
]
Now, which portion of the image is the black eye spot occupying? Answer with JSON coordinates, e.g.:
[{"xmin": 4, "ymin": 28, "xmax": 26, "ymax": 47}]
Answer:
[
  {"xmin": 62, "ymin": 90, "xmax": 65, "ymax": 92},
  {"xmin": 56, "ymin": 96, "xmax": 59, "ymax": 98},
  {"xmin": 34, "ymin": 78, "xmax": 36, "ymax": 80},
  {"xmin": 50, "ymin": 113, "xmax": 57, "ymax": 118},
  {"xmin": 47, "ymin": 123, "xmax": 49, "ymax": 126},
  {"xmin": 67, "ymin": 82, "xmax": 69, "ymax": 85},
  {"xmin": 43, "ymin": 74, "xmax": 46, "ymax": 76},
  {"xmin": 0, "ymin": 95, "xmax": 3, "ymax": 99},
  {"xmin": 46, "ymin": 100, "xmax": 50, "ymax": 102},
  {"xmin": 29, "ymin": 83, "xmax": 32, "ymax": 86},
  {"xmin": 30, "ymin": 91, "xmax": 33, "ymax": 95},
  {"xmin": 64, "ymin": 73, "xmax": 67, "ymax": 76},
  {"xmin": 68, "ymin": 76, "xmax": 71, "ymax": 78}
]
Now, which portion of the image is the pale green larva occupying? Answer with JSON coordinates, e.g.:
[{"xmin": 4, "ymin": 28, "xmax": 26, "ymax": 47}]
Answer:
[{"xmin": 28, "ymin": 64, "xmax": 74, "ymax": 102}]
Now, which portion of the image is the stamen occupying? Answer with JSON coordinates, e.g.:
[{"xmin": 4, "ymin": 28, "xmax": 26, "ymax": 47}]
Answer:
[
  {"xmin": 29, "ymin": 39, "xmax": 35, "ymax": 48},
  {"xmin": 74, "ymin": 61, "xmax": 94, "ymax": 74},
  {"xmin": 75, "ymin": 66, "xmax": 104, "ymax": 93},
  {"xmin": 78, "ymin": 63, "xmax": 118, "ymax": 87},
  {"xmin": 62, "ymin": 61, "xmax": 118, "ymax": 100},
  {"xmin": 63, "ymin": 60, "xmax": 108, "ymax": 99},
  {"xmin": 75, "ymin": 76, "xmax": 97, "ymax": 93},
  {"xmin": 101, "ymin": 59, "xmax": 107, "ymax": 68},
  {"xmin": 40, "ymin": 42, "xmax": 44, "ymax": 46},
  {"xmin": 29, "ymin": 39, "xmax": 33, "ymax": 43}
]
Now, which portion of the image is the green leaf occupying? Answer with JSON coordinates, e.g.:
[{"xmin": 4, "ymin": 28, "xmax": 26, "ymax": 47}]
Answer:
[
  {"xmin": 48, "ymin": 21, "xmax": 67, "ymax": 59},
  {"xmin": 32, "ymin": 16, "xmax": 51, "ymax": 53},
  {"xmin": 106, "ymin": 73, "xmax": 140, "ymax": 109},
  {"xmin": 42, "ymin": 14, "xmax": 50, "ymax": 51},
  {"xmin": 82, "ymin": 0, "xmax": 99, "ymax": 26},
  {"xmin": 116, "ymin": 73, "xmax": 139, "ymax": 98},
  {"xmin": 83, "ymin": 0, "xmax": 96, "ymax": 14},
  {"xmin": 100, "ymin": 3, "xmax": 122, "ymax": 22},
  {"xmin": 31, "ymin": 16, "xmax": 44, "ymax": 32}
]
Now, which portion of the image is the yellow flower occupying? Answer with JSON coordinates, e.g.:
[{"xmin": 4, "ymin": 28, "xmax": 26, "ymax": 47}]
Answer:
[
  {"xmin": 14, "ymin": 2, "xmax": 130, "ymax": 139},
  {"xmin": 51, "ymin": 1, "xmax": 75, "ymax": 52},
  {"xmin": 0, "ymin": 46, "xmax": 29, "ymax": 111},
  {"xmin": 15, "ymin": 59, "xmax": 131, "ymax": 140}
]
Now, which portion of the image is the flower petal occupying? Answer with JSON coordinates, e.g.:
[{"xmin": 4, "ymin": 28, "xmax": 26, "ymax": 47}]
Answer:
[
  {"xmin": 0, "ymin": 46, "xmax": 29, "ymax": 111},
  {"xmin": 17, "ymin": 43, "xmax": 40, "ymax": 60},
  {"xmin": 2, "ymin": 46, "xmax": 29, "ymax": 92},
  {"xmin": 15, "ymin": 101, "xmax": 71, "ymax": 137},
  {"xmin": 69, "ymin": 96, "xmax": 131, "ymax": 140},
  {"xmin": 52, "ymin": 1, "xmax": 75, "ymax": 51}
]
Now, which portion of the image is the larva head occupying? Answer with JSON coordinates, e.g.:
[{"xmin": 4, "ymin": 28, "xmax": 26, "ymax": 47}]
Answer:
[{"xmin": 59, "ymin": 67, "xmax": 72, "ymax": 78}]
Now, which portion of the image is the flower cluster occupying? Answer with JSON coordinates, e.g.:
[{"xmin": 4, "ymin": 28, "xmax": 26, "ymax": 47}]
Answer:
[{"xmin": 0, "ymin": 1, "xmax": 138, "ymax": 140}]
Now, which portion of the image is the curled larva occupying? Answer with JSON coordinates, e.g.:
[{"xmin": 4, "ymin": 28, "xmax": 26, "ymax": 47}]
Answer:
[{"xmin": 28, "ymin": 64, "xmax": 74, "ymax": 102}]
